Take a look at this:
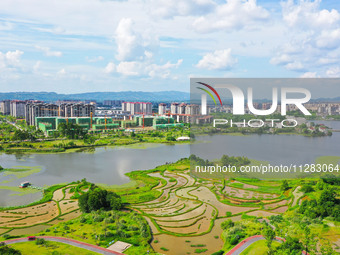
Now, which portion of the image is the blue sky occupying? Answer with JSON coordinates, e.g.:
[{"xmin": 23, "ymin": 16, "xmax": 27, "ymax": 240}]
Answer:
[{"xmin": 0, "ymin": 0, "xmax": 340, "ymax": 93}]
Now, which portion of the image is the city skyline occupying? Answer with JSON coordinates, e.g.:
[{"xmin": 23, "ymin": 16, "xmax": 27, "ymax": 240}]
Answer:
[{"xmin": 1, "ymin": 0, "xmax": 340, "ymax": 93}]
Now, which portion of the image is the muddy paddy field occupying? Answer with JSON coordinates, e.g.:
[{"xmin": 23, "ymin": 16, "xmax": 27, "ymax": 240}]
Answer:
[{"xmin": 131, "ymin": 168, "xmax": 290, "ymax": 254}]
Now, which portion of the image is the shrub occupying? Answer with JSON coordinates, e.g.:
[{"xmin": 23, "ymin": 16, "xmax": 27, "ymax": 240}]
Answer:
[
  {"xmin": 301, "ymin": 184, "xmax": 314, "ymax": 193},
  {"xmin": 194, "ymin": 249, "xmax": 208, "ymax": 253},
  {"xmin": 226, "ymin": 211, "xmax": 232, "ymax": 217},
  {"xmin": 93, "ymin": 216, "xmax": 104, "ymax": 222},
  {"xmin": 221, "ymin": 219, "xmax": 234, "ymax": 230},
  {"xmin": 0, "ymin": 245, "xmax": 22, "ymax": 255},
  {"xmin": 35, "ymin": 238, "xmax": 46, "ymax": 245},
  {"xmin": 211, "ymin": 251, "xmax": 224, "ymax": 255}
]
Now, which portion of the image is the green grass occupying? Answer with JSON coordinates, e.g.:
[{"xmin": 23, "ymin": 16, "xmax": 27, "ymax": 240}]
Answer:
[
  {"xmin": 315, "ymin": 156, "xmax": 340, "ymax": 165},
  {"xmin": 240, "ymin": 239, "xmax": 280, "ymax": 255},
  {"xmin": 38, "ymin": 210, "xmax": 153, "ymax": 253},
  {"xmin": 194, "ymin": 248, "xmax": 208, "ymax": 253},
  {"xmin": 0, "ymin": 127, "xmax": 191, "ymax": 154},
  {"xmin": 9, "ymin": 240, "xmax": 98, "ymax": 255},
  {"xmin": 0, "ymin": 185, "xmax": 39, "ymax": 194},
  {"xmin": 1, "ymin": 166, "xmax": 42, "ymax": 184}
]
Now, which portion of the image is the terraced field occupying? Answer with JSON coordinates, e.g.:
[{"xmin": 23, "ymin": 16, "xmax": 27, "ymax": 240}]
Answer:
[
  {"xmin": 0, "ymin": 183, "xmax": 88, "ymax": 236},
  {"xmin": 130, "ymin": 170, "xmax": 295, "ymax": 254},
  {"xmin": 0, "ymin": 165, "xmax": 305, "ymax": 255}
]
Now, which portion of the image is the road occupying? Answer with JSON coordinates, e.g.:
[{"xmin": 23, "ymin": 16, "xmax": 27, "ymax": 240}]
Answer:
[
  {"xmin": 225, "ymin": 235, "xmax": 309, "ymax": 255},
  {"xmin": 3, "ymin": 236, "xmax": 125, "ymax": 255},
  {"xmin": 225, "ymin": 235, "xmax": 284, "ymax": 255},
  {"xmin": 4, "ymin": 119, "xmax": 23, "ymax": 131}
]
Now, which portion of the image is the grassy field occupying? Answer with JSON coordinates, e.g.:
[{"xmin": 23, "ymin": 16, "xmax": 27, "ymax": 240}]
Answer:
[
  {"xmin": 1, "ymin": 166, "xmax": 42, "ymax": 184},
  {"xmin": 37, "ymin": 210, "xmax": 153, "ymax": 255},
  {"xmin": 240, "ymin": 239, "xmax": 280, "ymax": 255},
  {"xmin": 9, "ymin": 240, "xmax": 98, "ymax": 255},
  {"xmin": 0, "ymin": 125, "xmax": 191, "ymax": 154}
]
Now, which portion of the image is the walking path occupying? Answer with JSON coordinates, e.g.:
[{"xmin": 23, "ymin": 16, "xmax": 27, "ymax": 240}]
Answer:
[
  {"xmin": 225, "ymin": 234, "xmax": 309, "ymax": 255},
  {"xmin": 4, "ymin": 236, "xmax": 125, "ymax": 255}
]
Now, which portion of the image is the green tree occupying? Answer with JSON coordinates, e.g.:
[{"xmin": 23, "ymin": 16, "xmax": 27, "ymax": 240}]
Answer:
[
  {"xmin": 106, "ymin": 192, "xmax": 122, "ymax": 210},
  {"xmin": 221, "ymin": 219, "xmax": 234, "ymax": 230},
  {"xmin": 58, "ymin": 123, "xmax": 87, "ymax": 139},
  {"xmin": 78, "ymin": 192, "xmax": 90, "ymax": 213},
  {"xmin": 280, "ymin": 180, "xmax": 290, "ymax": 191},
  {"xmin": 275, "ymin": 236, "xmax": 303, "ymax": 255},
  {"xmin": 87, "ymin": 189, "xmax": 109, "ymax": 211},
  {"xmin": 166, "ymin": 135, "xmax": 176, "ymax": 141},
  {"xmin": 301, "ymin": 226, "xmax": 316, "ymax": 254},
  {"xmin": 263, "ymin": 228, "xmax": 275, "ymax": 255},
  {"xmin": 78, "ymin": 187, "xmax": 122, "ymax": 213},
  {"xmin": 0, "ymin": 245, "xmax": 22, "ymax": 255},
  {"xmin": 12, "ymin": 129, "xmax": 36, "ymax": 141},
  {"xmin": 301, "ymin": 184, "xmax": 314, "ymax": 193},
  {"xmin": 35, "ymin": 238, "xmax": 46, "ymax": 245}
]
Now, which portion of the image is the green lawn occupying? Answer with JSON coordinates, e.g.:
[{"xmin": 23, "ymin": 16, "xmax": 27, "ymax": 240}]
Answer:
[
  {"xmin": 240, "ymin": 239, "xmax": 280, "ymax": 255},
  {"xmin": 9, "ymin": 240, "xmax": 98, "ymax": 255}
]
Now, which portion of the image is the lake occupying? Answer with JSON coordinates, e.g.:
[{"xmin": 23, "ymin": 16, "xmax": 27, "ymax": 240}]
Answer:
[{"xmin": 0, "ymin": 120, "xmax": 339, "ymax": 207}]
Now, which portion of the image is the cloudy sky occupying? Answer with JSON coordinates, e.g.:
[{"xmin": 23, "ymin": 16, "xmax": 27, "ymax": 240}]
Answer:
[{"xmin": 0, "ymin": 0, "xmax": 340, "ymax": 93}]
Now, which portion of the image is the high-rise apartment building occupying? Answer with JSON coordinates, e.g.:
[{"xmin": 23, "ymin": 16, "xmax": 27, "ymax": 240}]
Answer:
[
  {"xmin": 0, "ymin": 100, "xmax": 11, "ymax": 115},
  {"xmin": 10, "ymin": 100, "xmax": 26, "ymax": 118},
  {"xmin": 122, "ymin": 102, "xmax": 152, "ymax": 115},
  {"xmin": 103, "ymin": 100, "xmax": 123, "ymax": 107},
  {"xmin": 158, "ymin": 103, "xmax": 167, "ymax": 115},
  {"xmin": 25, "ymin": 103, "xmax": 95, "ymax": 126}
]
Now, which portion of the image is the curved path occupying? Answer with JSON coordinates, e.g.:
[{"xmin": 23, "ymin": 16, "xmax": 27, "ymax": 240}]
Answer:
[
  {"xmin": 226, "ymin": 235, "xmax": 309, "ymax": 255},
  {"xmin": 3, "ymin": 236, "xmax": 125, "ymax": 255}
]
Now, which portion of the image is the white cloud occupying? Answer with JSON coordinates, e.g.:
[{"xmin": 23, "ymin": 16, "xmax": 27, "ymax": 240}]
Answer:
[
  {"xmin": 33, "ymin": 61, "xmax": 41, "ymax": 72},
  {"xmin": 300, "ymin": 72, "xmax": 317, "ymax": 78},
  {"xmin": 36, "ymin": 46, "xmax": 62, "ymax": 57},
  {"xmin": 318, "ymin": 57, "xmax": 339, "ymax": 65},
  {"xmin": 115, "ymin": 18, "xmax": 157, "ymax": 62},
  {"xmin": 148, "ymin": 59, "xmax": 183, "ymax": 78},
  {"xmin": 326, "ymin": 67, "xmax": 340, "ymax": 77},
  {"xmin": 270, "ymin": 0, "xmax": 340, "ymax": 73},
  {"xmin": 86, "ymin": 56, "xmax": 104, "ymax": 63},
  {"xmin": 196, "ymin": 49, "xmax": 237, "ymax": 70},
  {"xmin": 104, "ymin": 62, "xmax": 116, "ymax": 74},
  {"xmin": 192, "ymin": 0, "xmax": 269, "ymax": 33},
  {"xmin": 0, "ymin": 21, "xmax": 14, "ymax": 30},
  {"xmin": 57, "ymin": 68, "xmax": 66, "ymax": 75},
  {"xmin": 0, "ymin": 50, "xmax": 23, "ymax": 69},
  {"xmin": 107, "ymin": 59, "xmax": 183, "ymax": 78},
  {"xmin": 270, "ymin": 54, "xmax": 292, "ymax": 66},
  {"xmin": 149, "ymin": 0, "xmax": 215, "ymax": 19},
  {"xmin": 116, "ymin": 61, "xmax": 143, "ymax": 76},
  {"xmin": 285, "ymin": 61, "xmax": 305, "ymax": 72},
  {"xmin": 282, "ymin": 0, "xmax": 340, "ymax": 29},
  {"xmin": 316, "ymin": 29, "xmax": 340, "ymax": 49}
]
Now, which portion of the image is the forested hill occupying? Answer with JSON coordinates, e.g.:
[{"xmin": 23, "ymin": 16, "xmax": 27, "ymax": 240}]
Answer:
[{"xmin": 0, "ymin": 91, "xmax": 190, "ymax": 102}]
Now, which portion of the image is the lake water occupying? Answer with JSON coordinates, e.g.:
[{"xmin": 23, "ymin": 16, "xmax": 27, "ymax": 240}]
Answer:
[{"xmin": 0, "ymin": 121, "xmax": 339, "ymax": 207}]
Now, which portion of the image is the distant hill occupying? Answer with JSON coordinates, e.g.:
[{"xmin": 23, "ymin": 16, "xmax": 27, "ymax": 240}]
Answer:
[
  {"xmin": 310, "ymin": 97, "xmax": 340, "ymax": 102},
  {"xmin": 0, "ymin": 91, "xmax": 338, "ymax": 103},
  {"xmin": 0, "ymin": 91, "xmax": 190, "ymax": 102}
]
